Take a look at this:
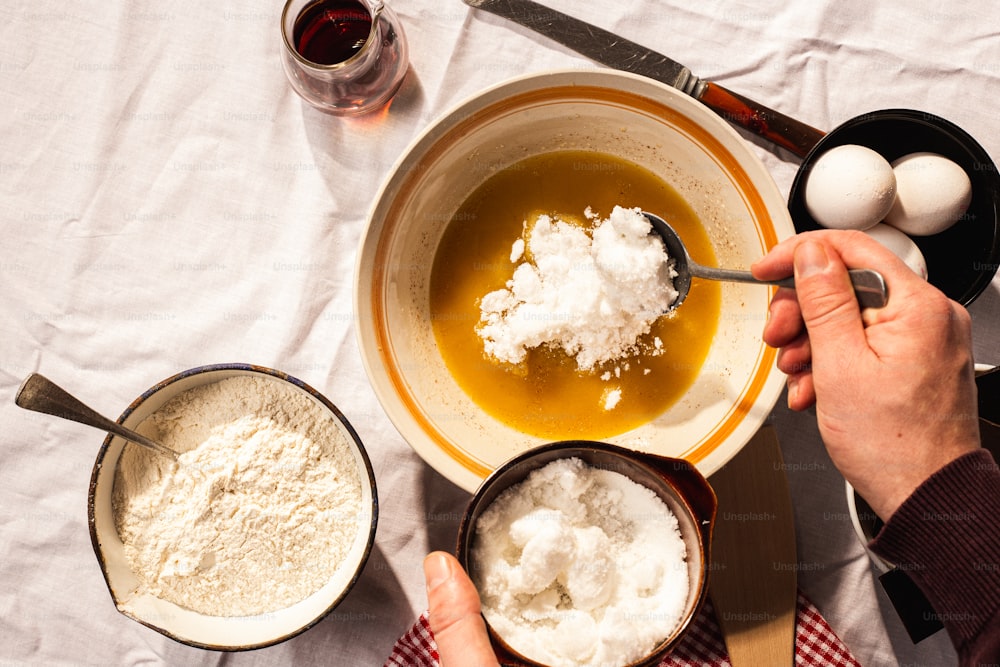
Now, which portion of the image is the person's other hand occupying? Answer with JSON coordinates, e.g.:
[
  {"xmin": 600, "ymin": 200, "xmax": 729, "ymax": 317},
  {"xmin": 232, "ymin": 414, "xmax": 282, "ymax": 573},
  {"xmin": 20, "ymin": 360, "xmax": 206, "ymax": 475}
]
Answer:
[
  {"xmin": 424, "ymin": 551, "xmax": 499, "ymax": 667},
  {"xmin": 752, "ymin": 230, "xmax": 981, "ymax": 520}
]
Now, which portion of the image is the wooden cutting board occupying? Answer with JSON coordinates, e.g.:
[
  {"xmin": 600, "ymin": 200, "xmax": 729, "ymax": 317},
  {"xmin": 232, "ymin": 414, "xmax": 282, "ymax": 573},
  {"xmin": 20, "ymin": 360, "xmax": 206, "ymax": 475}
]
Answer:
[{"xmin": 708, "ymin": 425, "xmax": 798, "ymax": 666}]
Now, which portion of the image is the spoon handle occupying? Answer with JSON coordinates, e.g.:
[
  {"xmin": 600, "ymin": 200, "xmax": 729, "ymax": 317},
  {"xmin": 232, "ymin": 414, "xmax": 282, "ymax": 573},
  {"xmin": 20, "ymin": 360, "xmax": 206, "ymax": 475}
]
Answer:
[
  {"xmin": 691, "ymin": 266, "xmax": 888, "ymax": 309},
  {"xmin": 15, "ymin": 373, "xmax": 179, "ymax": 460}
]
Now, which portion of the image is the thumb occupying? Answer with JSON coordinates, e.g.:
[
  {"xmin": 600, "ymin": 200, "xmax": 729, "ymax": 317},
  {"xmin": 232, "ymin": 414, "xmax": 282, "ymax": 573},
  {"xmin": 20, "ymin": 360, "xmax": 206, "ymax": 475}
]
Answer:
[
  {"xmin": 424, "ymin": 552, "xmax": 499, "ymax": 667},
  {"xmin": 793, "ymin": 240, "xmax": 867, "ymax": 357}
]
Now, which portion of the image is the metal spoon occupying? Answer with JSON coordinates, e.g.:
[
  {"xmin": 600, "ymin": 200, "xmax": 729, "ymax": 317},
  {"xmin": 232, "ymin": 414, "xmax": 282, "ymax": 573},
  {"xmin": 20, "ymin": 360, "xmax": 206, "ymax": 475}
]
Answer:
[
  {"xmin": 643, "ymin": 211, "xmax": 888, "ymax": 311},
  {"xmin": 15, "ymin": 373, "xmax": 180, "ymax": 461}
]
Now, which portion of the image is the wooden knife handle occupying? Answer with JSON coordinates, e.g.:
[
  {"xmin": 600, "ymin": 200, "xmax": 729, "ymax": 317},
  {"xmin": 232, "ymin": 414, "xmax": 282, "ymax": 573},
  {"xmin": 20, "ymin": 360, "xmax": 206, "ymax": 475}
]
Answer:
[{"xmin": 698, "ymin": 82, "xmax": 825, "ymax": 158}]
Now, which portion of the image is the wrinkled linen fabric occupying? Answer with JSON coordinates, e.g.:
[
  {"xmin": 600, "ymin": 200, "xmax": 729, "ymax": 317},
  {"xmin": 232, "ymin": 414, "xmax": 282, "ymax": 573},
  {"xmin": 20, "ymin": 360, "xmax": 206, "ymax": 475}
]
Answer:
[{"xmin": 2, "ymin": 0, "xmax": 998, "ymax": 665}]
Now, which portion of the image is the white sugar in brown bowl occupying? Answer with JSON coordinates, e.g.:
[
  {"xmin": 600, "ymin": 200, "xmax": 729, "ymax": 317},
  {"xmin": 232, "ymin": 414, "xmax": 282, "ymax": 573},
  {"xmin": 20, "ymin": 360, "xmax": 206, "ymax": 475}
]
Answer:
[
  {"xmin": 456, "ymin": 441, "xmax": 717, "ymax": 667},
  {"xmin": 88, "ymin": 364, "xmax": 377, "ymax": 650},
  {"xmin": 356, "ymin": 69, "xmax": 795, "ymax": 493}
]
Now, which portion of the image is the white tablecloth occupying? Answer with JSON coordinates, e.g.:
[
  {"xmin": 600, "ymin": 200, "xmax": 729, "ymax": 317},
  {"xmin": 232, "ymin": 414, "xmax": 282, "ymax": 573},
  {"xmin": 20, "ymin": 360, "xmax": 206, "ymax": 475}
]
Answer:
[{"xmin": 2, "ymin": 1, "xmax": 997, "ymax": 665}]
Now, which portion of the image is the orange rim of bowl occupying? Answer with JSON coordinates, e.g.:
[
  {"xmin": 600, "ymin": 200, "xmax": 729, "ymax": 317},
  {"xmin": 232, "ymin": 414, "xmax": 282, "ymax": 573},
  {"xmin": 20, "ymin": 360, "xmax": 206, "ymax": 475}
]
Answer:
[{"xmin": 370, "ymin": 82, "xmax": 780, "ymax": 480}]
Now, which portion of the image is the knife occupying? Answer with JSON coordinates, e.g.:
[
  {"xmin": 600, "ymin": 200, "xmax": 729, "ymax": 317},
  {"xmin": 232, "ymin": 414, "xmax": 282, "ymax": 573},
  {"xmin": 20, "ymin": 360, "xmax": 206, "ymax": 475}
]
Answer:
[{"xmin": 463, "ymin": 0, "xmax": 825, "ymax": 158}]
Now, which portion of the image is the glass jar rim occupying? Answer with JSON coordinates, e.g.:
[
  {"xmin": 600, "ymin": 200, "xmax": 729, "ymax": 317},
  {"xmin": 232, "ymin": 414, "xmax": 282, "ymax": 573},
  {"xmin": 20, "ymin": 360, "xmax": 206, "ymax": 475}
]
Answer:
[{"xmin": 280, "ymin": 0, "xmax": 384, "ymax": 72}]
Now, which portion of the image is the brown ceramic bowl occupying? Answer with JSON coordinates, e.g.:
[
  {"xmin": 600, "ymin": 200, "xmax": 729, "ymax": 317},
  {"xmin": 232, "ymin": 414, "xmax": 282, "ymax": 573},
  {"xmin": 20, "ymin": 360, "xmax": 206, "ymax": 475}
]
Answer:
[{"xmin": 456, "ymin": 441, "xmax": 717, "ymax": 666}]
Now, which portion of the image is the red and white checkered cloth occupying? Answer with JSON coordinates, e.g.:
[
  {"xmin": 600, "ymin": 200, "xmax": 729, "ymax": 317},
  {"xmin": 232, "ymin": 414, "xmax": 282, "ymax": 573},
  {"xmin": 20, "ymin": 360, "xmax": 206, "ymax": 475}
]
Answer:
[{"xmin": 385, "ymin": 591, "xmax": 861, "ymax": 667}]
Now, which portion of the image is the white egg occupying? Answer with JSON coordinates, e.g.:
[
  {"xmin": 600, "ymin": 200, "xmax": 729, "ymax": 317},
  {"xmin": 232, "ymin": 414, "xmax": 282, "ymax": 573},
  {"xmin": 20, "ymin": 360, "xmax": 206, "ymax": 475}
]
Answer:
[
  {"xmin": 804, "ymin": 144, "xmax": 896, "ymax": 231},
  {"xmin": 864, "ymin": 223, "xmax": 928, "ymax": 279},
  {"xmin": 885, "ymin": 152, "xmax": 972, "ymax": 236}
]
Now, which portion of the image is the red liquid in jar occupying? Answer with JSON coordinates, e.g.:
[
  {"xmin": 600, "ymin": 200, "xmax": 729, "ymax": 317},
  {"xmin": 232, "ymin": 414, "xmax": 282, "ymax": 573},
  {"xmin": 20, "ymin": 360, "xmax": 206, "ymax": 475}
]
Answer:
[{"xmin": 293, "ymin": 0, "xmax": 372, "ymax": 65}]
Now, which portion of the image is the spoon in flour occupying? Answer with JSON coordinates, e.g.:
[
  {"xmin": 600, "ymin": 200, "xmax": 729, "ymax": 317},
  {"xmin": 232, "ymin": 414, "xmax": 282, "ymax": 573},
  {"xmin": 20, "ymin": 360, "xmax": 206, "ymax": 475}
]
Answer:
[
  {"xmin": 643, "ymin": 211, "xmax": 888, "ymax": 311},
  {"xmin": 15, "ymin": 373, "xmax": 180, "ymax": 461}
]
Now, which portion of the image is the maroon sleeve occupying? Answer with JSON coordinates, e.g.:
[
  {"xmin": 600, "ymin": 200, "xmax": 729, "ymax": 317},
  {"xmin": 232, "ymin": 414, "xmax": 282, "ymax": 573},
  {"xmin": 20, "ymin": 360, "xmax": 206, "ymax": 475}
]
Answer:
[{"xmin": 869, "ymin": 449, "xmax": 1000, "ymax": 666}]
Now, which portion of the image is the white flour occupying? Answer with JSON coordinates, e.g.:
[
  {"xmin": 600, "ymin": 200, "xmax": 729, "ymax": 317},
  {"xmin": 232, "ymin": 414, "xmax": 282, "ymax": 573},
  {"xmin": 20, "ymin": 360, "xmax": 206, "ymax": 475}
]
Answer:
[
  {"xmin": 113, "ymin": 375, "xmax": 363, "ymax": 617},
  {"xmin": 471, "ymin": 457, "xmax": 689, "ymax": 667},
  {"xmin": 477, "ymin": 206, "xmax": 678, "ymax": 371}
]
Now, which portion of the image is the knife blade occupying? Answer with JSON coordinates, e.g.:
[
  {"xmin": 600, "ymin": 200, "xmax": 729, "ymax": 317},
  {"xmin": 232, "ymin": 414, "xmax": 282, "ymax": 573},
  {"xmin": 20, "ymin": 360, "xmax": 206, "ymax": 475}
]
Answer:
[{"xmin": 463, "ymin": 0, "xmax": 825, "ymax": 158}]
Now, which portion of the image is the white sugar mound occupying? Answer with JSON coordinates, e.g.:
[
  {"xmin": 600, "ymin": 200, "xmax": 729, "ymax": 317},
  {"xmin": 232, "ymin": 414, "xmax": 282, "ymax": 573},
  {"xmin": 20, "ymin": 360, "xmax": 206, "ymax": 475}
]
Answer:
[
  {"xmin": 477, "ymin": 206, "xmax": 678, "ymax": 371},
  {"xmin": 471, "ymin": 457, "xmax": 689, "ymax": 667}
]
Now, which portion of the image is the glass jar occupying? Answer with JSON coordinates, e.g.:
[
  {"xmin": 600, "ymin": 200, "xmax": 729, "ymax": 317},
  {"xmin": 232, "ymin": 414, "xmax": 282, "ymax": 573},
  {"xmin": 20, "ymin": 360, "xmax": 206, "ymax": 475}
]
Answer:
[{"xmin": 280, "ymin": 0, "xmax": 409, "ymax": 116}]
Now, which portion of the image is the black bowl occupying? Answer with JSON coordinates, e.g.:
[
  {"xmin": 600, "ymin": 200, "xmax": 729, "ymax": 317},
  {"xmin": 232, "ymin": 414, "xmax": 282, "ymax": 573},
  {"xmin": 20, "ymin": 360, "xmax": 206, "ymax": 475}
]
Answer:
[{"xmin": 788, "ymin": 109, "xmax": 1000, "ymax": 306}]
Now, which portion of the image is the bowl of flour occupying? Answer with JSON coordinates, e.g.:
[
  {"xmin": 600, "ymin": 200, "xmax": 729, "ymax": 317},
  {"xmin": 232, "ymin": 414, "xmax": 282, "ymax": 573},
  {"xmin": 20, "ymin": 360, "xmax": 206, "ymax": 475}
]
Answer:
[
  {"xmin": 87, "ymin": 364, "xmax": 377, "ymax": 650},
  {"xmin": 456, "ymin": 441, "xmax": 716, "ymax": 667}
]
